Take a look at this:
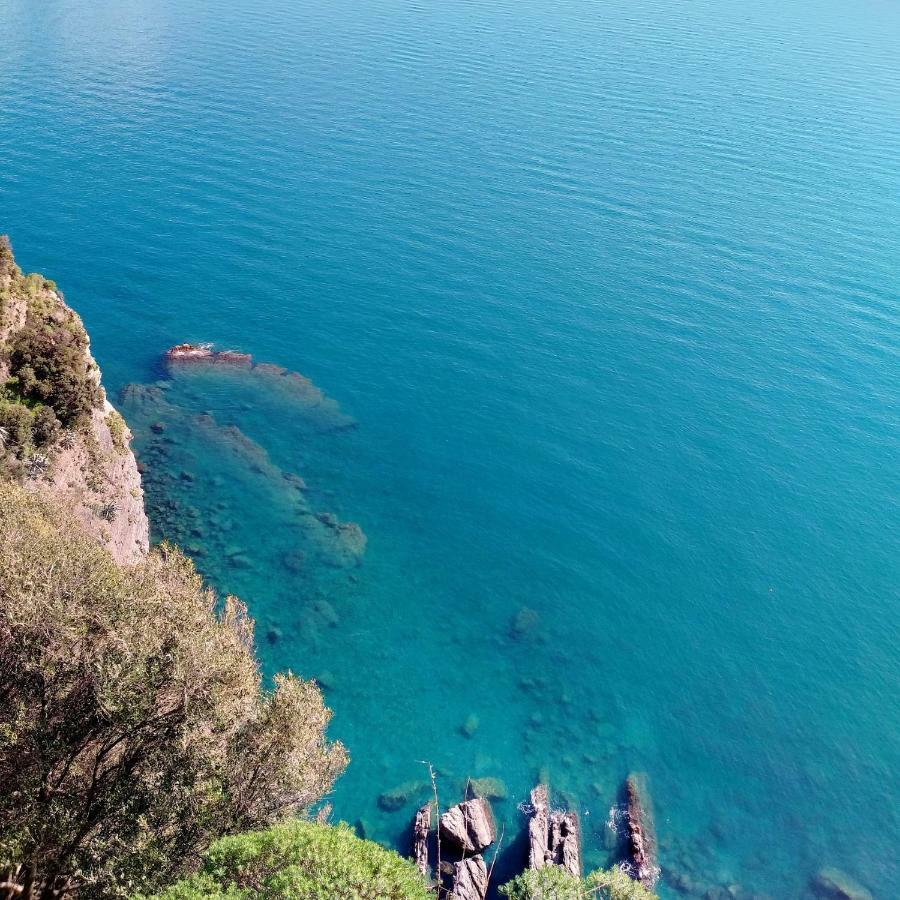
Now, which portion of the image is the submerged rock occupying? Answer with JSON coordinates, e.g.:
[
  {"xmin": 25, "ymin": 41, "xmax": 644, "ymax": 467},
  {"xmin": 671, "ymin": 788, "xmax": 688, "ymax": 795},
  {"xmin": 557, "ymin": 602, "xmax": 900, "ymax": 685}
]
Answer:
[
  {"xmin": 467, "ymin": 777, "xmax": 508, "ymax": 801},
  {"xmin": 810, "ymin": 867, "xmax": 872, "ymax": 900},
  {"xmin": 377, "ymin": 780, "xmax": 429, "ymax": 813},
  {"xmin": 510, "ymin": 606, "xmax": 539, "ymax": 639},
  {"xmin": 459, "ymin": 714, "xmax": 480, "ymax": 739},
  {"xmin": 439, "ymin": 798, "xmax": 496, "ymax": 855}
]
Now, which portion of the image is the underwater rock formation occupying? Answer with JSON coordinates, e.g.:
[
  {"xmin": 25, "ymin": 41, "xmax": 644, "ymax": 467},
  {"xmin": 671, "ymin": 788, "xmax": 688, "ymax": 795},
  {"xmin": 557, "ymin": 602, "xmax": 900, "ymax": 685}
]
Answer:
[
  {"xmin": 810, "ymin": 867, "xmax": 873, "ymax": 900},
  {"xmin": 164, "ymin": 343, "xmax": 355, "ymax": 431},
  {"xmin": 118, "ymin": 382, "xmax": 366, "ymax": 571},
  {"xmin": 440, "ymin": 798, "xmax": 496, "ymax": 855}
]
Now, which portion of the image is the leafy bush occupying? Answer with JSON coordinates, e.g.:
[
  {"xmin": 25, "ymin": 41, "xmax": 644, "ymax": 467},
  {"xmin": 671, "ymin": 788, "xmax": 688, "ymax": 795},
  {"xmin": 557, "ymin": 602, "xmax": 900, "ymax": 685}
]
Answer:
[
  {"xmin": 106, "ymin": 408, "xmax": 128, "ymax": 452},
  {"xmin": 500, "ymin": 866, "xmax": 658, "ymax": 900},
  {"xmin": 7, "ymin": 305, "xmax": 102, "ymax": 426},
  {"xmin": 147, "ymin": 821, "xmax": 432, "ymax": 900},
  {"xmin": 0, "ymin": 484, "xmax": 347, "ymax": 898}
]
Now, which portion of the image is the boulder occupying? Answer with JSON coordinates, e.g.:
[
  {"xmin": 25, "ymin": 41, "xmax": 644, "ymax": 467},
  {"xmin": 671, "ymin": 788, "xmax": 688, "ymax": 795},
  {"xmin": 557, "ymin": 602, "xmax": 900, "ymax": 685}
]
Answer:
[
  {"xmin": 810, "ymin": 868, "xmax": 872, "ymax": 900},
  {"xmin": 439, "ymin": 798, "xmax": 496, "ymax": 855},
  {"xmin": 449, "ymin": 855, "xmax": 488, "ymax": 900}
]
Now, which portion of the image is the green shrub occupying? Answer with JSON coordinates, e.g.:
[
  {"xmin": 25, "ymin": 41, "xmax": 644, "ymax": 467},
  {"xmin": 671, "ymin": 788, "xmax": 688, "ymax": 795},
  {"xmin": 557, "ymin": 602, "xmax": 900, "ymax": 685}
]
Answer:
[
  {"xmin": 0, "ymin": 399, "xmax": 34, "ymax": 449},
  {"xmin": 148, "ymin": 821, "xmax": 432, "ymax": 900},
  {"xmin": 106, "ymin": 408, "xmax": 128, "ymax": 452},
  {"xmin": 7, "ymin": 306, "xmax": 102, "ymax": 426},
  {"xmin": 32, "ymin": 404, "xmax": 62, "ymax": 446},
  {"xmin": 501, "ymin": 866, "xmax": 658, "ymax": 900},
  {"xmin": 0, "ymin": 484, "xmax": 347, "ymax": 898}
]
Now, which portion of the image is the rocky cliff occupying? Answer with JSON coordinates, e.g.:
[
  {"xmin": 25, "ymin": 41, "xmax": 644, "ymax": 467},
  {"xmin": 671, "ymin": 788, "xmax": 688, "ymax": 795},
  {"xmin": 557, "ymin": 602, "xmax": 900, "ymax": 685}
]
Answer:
[{"xmin": 0, "ymin": 237, "xmax": 149, "ymax": 565}]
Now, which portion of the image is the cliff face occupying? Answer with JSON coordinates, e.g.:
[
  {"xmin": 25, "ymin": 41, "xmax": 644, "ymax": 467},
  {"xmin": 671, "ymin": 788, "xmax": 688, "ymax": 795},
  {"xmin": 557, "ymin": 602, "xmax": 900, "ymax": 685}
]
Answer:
[{"xmin": 0, "ymin": 237, "xmax": 149, "ymax": 565}]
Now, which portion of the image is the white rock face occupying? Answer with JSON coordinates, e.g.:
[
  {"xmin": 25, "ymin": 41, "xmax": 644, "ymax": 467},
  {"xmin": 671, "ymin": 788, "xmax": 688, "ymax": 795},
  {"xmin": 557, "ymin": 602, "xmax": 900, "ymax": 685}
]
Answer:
[{"xmin": 39, "ymin": 398, "xmax": 150, "ymax": 566}]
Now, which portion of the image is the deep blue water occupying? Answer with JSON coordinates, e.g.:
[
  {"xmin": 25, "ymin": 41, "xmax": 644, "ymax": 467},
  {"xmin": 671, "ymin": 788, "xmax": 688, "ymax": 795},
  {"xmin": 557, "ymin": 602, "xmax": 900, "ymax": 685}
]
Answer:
[{"xmin": 2, "ymin": 0, "xmax": 899, "ymax": 896}]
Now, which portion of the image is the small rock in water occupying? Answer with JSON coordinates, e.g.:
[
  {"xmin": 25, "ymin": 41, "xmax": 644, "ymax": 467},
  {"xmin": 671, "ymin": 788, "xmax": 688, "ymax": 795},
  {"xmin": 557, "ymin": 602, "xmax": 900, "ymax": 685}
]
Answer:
[
  {"xmin": 150, "ymin": 421, "xmax": 166, "ymax": 433},
  {"xmin": 377, "ymin": 780, "xmax": 429, "ymax": 812},
  {"xmin": 810, "ymin": 867, "xmax": 873, "ymax": 900},
  {"xmin": 281, "ymin": 549, "xmax": 306, "ymax": 573},
  {"xmin": 509, "ymin": 606, "xmax": 539, "ymax": 639},
  {"xmin": 467, "ymin": 777, "xmax": 508, "ymax": 801},
  {"xmin": 265, "ymin": 626, "xmax": 282, "ymax": 645},
  {"xmin": 459, "ymin": 714, "xmax": 479, "ymax": 738},
  {"xmin": 315, "ymin": 670, "xmax": 335, "ymax": 690}
]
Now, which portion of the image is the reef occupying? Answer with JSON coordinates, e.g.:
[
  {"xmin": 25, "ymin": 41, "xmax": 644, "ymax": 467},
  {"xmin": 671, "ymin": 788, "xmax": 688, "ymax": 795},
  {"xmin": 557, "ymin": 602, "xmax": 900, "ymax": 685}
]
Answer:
[{"xmin": 164, "ymin": 342, "xmax": 356, "ymax": 432}]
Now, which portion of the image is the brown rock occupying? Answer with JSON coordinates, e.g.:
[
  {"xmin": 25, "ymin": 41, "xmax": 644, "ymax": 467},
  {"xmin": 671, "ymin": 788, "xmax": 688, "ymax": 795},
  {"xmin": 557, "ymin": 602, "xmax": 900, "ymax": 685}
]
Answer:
[
  {"xmin": 449, "ymin": 855, "xmax": 488, "ymax": 900},
  {"xmin": 528, "ymin": 785, "xmax": 550, "ymax": 869},
  {"xmin": 439, "ymin": 798, "xmax": 496, "ymax": 855},
  {"xmin": 549, "ymin": 809, "xmax": 581, "ymax": 878},
  {"xmin": 413, "ymin": 803, "xmax": 431, "ymax": 877},
  {"xmin": 625, "ymin": 772, "xmax": 659, "ymax": 889}
]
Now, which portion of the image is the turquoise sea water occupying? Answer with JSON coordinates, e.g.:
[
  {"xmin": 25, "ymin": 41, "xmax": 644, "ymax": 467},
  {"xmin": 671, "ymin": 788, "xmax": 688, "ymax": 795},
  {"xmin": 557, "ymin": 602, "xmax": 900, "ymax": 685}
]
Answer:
[{"xmin": 2, "ymin": 0, "xmax": 899, "ymax": 895}]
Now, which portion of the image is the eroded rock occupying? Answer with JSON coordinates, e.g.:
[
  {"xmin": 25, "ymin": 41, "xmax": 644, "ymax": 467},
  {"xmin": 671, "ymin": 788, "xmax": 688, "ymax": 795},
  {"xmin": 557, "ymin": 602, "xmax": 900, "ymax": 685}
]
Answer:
[
  {"xmin": 625, "ymin": 772, "xmax": 659, "ymax": 889},
  {"xmin": 528, "ymin": 784, "xmax": 551, "ymax": 869},
  {"xmin": 439, "ymin": 798, "xmax": 496, "ymax": 855},
  {"xmin": 413, "ymin": 803, "xmax": 431, "ymax": 877},
  {"xmin": 449, "ymin": 855, "xmax": 488, "ymax": 900}
]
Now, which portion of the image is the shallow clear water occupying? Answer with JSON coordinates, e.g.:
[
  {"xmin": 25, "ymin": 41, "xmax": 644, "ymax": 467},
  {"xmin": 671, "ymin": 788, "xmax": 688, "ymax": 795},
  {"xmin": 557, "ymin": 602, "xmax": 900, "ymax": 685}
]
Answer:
[{"xmin": 2, "ymin": 0, "xmax": 899, "ymax": 895}]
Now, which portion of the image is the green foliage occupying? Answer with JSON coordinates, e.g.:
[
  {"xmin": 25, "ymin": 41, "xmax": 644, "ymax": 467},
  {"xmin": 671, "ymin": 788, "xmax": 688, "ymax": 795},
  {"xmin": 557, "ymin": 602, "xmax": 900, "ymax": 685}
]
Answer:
[
  {"xmin": 7, "ymin": 298, "xmax": 102, "ymax": 427},
  {"xmin": 0, "ymin": 399, "xmax": 34, "ymax": 449},
  {"xmin": 500, "ymin": 866, "xmax": 585, "ymax": 900},
  {"xmin": 32, "ymin": 404, "xmax": 62, "ymax": 446},
  {"xmin": 147, "ymin": 821, "xmax": 432, "ymax": 900},
  {"xmin": 0, "ymin": 484, "xmax": 348, "ymax": 898},
  {"xmin": 106, "ymin": 408, "xmax": 128, "ymax": 452},
  {"xmin": 500, "ymin": 866, "xmax": 658, "ymax": 900}
]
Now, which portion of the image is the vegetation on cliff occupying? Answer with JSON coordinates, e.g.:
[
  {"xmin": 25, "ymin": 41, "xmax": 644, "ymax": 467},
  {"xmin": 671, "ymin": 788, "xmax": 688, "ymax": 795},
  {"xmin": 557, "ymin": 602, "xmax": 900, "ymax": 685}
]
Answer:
[
  {"xmin": 0, "ymin": 483, "xmax": 347, "ymax": 898},
  {"xmin": 146, "ymin": 821, "xmax": 432, "ymax": 900},
  {"xmin": 0, "ymin": 236, "xmax": 102, "ymax": 474},
  {"xmin": 500, "ymin": 866, "xmax": 658, "ymax": 900}
]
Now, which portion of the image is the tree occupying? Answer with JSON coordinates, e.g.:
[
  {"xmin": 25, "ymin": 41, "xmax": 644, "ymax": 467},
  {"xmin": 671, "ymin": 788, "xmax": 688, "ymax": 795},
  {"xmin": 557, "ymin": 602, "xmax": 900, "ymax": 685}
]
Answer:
[
  {"xmin": 500, "ymin": 865, "xmax": 658, "ymax": 900},
  {"xmin": 0, "ymin": 484, "xmax": 347, "ymax": 899},
  {"xmin": 146, "ymin": 821, "xmax": 432, "ymax": 900}
]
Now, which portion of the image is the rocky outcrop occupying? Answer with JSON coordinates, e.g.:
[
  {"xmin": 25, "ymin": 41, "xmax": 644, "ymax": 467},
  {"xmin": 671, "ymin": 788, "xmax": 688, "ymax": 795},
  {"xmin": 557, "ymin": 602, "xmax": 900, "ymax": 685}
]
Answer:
[
  {"xmin": 526, "ymin": 785, "xmax": 580, "ymax": 878},
  {"xmin": 439, "ymin": 798, "xmax": 496, "ymax": 856},
  {"xmin": 624, "ymin": 773, "xmax": 658, "ymax": 889},
  {"xmin": 549, "ymin": 809, "xmax": 580, "ymax": 878},
  {"xmin": 527, "ymin": 785, "xmax": 551, "ymax": 869},
  {"xmin": 41, "ymin": 401, "xmax": 149, "ymax": 565},
  {"xmin": 413, "ymin": 803, "xmax": 431, "ymax": 877},
  {"xmin": 0, "ymin": 237, "xmax": 149, "ymax": 566},
  {"xmin": 449, "ymin": 856, "xmax": 488, "ymax": 900}
]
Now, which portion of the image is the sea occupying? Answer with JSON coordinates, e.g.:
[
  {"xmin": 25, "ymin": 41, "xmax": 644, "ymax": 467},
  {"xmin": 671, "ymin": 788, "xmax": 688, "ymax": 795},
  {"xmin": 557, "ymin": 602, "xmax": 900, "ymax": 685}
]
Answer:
[{"xmin": 1, "ymin": 0, "xmax": 898, "ymax": 896}]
